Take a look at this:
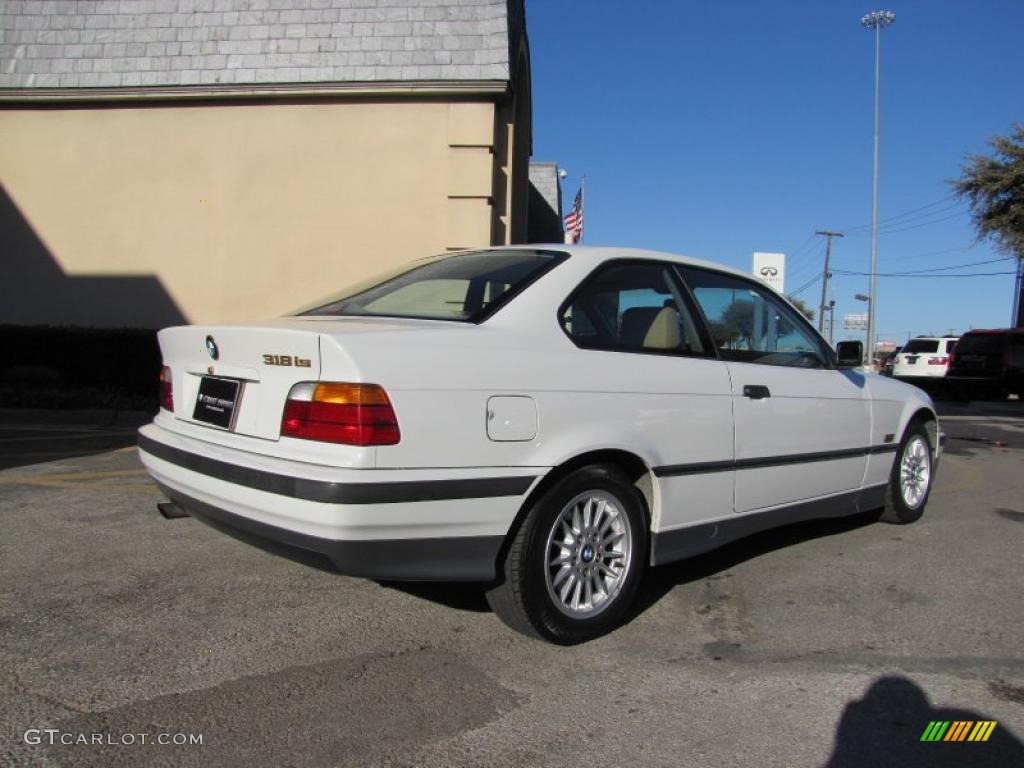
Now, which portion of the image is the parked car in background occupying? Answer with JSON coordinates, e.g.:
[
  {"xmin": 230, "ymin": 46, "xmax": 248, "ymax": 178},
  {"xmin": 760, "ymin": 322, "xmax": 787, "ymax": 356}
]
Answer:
[
  {"xmin": 882, "ymin": 345, "xmax": 903, "ymax": 377},
  {"xmin": 947, "ymin": 328, "xmax": 1024, "ymax": 400},
  {"xmin": 891, "ymin": 336, "xmax": 959, "ymax": 381},
  {"xmin": 138, "ymin": 246, "xmax": 942, "ymax": 643}
]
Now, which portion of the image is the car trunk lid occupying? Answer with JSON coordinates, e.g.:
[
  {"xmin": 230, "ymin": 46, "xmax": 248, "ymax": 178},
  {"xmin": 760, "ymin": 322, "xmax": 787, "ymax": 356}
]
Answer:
[
  {"xmin": 159, "ymin": 322, "xmax": 325, "ymax": 440},
  {"xmin": 157, "ymin": 316, "xmax": 470, "ymax": 441}
]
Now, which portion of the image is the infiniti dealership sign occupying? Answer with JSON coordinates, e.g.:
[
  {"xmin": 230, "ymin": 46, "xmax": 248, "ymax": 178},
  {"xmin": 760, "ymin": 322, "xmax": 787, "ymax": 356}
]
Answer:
[{"xmin": 752, "ymin": 252, "xmax": 785, "ymax": 293}]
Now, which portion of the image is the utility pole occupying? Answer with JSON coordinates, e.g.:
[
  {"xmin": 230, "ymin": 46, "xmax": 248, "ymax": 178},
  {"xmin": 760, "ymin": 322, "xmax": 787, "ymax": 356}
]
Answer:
[
  {"xmin": 815, "ymin": 230, "xmax": 844, "ymax": 334},
  {"xmin": 1014, "ymin": 256, "xmax": 1023, "ymax": 328}
]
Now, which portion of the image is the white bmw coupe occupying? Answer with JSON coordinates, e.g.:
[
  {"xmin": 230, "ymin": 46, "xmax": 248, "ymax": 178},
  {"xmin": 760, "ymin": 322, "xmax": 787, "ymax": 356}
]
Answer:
[{"xmin": 139, "ymin": 246, "xmax": 941, "ymax": 643}]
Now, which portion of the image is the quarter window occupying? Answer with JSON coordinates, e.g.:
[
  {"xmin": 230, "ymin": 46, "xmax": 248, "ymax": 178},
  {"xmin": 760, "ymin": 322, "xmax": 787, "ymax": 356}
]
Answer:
[
  {"xmin": 560, "ymin": 262, "xmax": 709, "ymax": 355},
  {"xmin": 679, "ymin": 268, "xmax": 827, "ymax": 368}
]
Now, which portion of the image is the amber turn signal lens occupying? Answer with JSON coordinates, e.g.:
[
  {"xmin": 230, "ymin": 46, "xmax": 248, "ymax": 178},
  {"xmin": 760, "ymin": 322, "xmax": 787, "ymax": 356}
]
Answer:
[{"xmin": 311, "ymin": 382, "xmax": 392, "ymax": 405}]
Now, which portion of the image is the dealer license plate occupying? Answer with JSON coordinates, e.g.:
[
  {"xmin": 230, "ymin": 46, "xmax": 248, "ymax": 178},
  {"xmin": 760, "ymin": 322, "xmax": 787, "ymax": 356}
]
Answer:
[{"xmin": 193, "ymin": 376, "xmax": 241, "ymax": 429}]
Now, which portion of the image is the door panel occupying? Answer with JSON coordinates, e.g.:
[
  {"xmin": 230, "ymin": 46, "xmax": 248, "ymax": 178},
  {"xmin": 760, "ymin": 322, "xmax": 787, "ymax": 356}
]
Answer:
[
  {"xmin": 677, "ymin": 265, "xmax": 870, "ymax": 513},
  {"xmin": 729, "ymin": 364, "xmax": 869, "ymax": 512},
  {"xmin": 557, "ymin": 259, "xmax": 736, "ymax": 530}
]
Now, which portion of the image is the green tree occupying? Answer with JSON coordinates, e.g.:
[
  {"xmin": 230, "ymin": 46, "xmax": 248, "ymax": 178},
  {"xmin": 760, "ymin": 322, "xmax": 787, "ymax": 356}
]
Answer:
[
  {"xmin": 950, "ymin": 124, "xmax": 1024, "ymax": 327},
  {"xmin": 950, "ymin": 123, "xmax": 1024, "ymax": 260},
  {"xmin": 721, "ymin": 299, "xmax": 754, "ymax": 347},
  {"xmin": 786, "ymin": 296, "xmax": 816, "ymax": 324}
]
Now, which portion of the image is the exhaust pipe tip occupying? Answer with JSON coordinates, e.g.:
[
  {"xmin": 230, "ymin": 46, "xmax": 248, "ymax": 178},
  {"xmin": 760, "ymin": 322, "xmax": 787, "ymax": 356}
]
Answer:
[{"xmin": 158, "ymin": 501, "xmax": 190, "ymax": 519}]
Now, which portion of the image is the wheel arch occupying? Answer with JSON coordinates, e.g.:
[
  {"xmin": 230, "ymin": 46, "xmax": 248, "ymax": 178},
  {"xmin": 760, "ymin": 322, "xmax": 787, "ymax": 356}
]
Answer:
[
  {"xmin": 905, "ymin": 406, "xmax": 939, "ymax": 460},
  {"xmin": 492, "ymin": 448, "xmax": 656, "ymax": 580}
]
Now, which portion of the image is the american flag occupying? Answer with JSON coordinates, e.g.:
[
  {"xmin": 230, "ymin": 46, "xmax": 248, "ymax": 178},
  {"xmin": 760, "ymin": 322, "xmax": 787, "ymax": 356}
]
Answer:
[{"xmin": 563, "ymin": 185, "xmax": 584, "ymax": 243}]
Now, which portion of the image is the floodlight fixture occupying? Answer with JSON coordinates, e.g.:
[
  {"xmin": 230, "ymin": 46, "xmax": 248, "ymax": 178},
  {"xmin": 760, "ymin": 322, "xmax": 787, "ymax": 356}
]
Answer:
[{"xmin": 861, "ymin": 10, "xmax": 895, "ymax": 28}]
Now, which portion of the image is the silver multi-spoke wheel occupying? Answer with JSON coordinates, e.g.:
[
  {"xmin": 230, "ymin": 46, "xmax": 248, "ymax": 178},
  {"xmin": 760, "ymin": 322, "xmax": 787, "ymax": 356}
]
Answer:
[
  {"xmin": 544, "ymin": 490, "xmax": 633, "ymax": 618},
  {"xmin": 899, "ymin": 435, "xmax": 931, "ymax": 509},
  {"xmin": 487, "ymin": 465, "xmax": 647, "ymax": 642}
]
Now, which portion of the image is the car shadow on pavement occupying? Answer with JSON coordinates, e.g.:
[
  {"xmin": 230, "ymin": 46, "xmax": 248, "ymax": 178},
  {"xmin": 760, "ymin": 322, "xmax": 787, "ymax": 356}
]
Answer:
[
  {"xmin": 185, "ymin": 510, "xmax": 495, "ymax": 612},
  {"xmin": 379, "ymin": 581, "xmax": 492, "ymax": 612},
  {"xmin": 823, "ymin": 675, "xmax": 1023, "ymax": 767},
  {"xmin": 382, "ymin": 511, "xmax": 884, "ymax": 618},
  {"xmin": 627, "ymin": 510, "xmax": 880, "ymax": 623}
]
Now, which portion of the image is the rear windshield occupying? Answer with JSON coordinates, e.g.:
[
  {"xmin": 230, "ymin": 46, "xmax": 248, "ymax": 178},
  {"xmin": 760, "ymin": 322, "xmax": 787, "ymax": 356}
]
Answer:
[
  {"xmin": 956, "ymin": 334, "xmax": 1002, "ymax": 354},
  {"xmin": 301, "ymin": 249, "xmax": 568, "ymax": 323},
  {"xmin": 903, "ymin": 339, "xmax": 939, "ymax": 354}
]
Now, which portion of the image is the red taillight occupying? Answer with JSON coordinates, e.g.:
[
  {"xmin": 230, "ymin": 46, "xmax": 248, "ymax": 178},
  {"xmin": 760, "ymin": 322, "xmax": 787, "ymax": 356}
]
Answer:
[
  {"xmin": 927, "ymin": 357, "xmax": 949, "ymax": 366},
  {"xmin": 159, "ymin": 366, "xmax": 173, "ymax": 411},
  {"xmin": 281, "ymin": 382, "xmax": 400, "ymax": 446}
]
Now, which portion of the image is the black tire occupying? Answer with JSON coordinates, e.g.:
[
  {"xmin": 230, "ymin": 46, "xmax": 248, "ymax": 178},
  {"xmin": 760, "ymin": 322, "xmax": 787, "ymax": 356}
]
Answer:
[
  {"xmin": 485, "ymin": 465, "xmax": 648, "ymax": 644},
  {"xmin": 879, "ymin": 421, "xmax": 934, "ymax": 524}
]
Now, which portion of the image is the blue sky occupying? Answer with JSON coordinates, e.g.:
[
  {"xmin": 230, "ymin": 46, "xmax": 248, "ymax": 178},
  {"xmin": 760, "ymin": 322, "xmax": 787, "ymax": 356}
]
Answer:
[{"xmin": 527, "ymin": 0, "xmax": 1024, "ymax": 343}]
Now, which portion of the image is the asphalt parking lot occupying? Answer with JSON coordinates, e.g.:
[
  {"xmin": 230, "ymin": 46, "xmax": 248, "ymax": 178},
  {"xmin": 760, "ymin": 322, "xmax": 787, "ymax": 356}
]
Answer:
[{"xmin": 1, "ymin": 403, "xmax": 1022, "ymax": 767}]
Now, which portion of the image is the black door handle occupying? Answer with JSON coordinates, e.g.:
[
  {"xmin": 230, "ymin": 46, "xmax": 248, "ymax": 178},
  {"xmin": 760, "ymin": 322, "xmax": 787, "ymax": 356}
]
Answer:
[{"xmin": 743, "ymin": 385, "xmax": 771, "ymax": 399}]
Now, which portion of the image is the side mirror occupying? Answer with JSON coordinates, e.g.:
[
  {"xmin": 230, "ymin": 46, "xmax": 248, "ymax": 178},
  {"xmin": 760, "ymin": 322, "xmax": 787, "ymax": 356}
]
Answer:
[{"xmin": 835, "ymin": 340, "xmax": 864, "ymax": 369}]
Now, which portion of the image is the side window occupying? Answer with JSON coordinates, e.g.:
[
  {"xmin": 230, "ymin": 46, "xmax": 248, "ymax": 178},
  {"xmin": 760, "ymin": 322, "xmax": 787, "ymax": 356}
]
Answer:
[
  {"xmin": 678, "ymin": 267, "xmax": 827, "ymax": 368},
  {"xmin": 560, "ymin": 262, "xmax": 709, "ymax": 355}
]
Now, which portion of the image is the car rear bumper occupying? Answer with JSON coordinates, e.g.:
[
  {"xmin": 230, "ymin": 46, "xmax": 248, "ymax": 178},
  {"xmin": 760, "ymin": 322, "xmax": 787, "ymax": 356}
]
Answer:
[
  {"xmin": 893, "ymin": 370, "xmax": 949, "ymax": 380},
  {"xmin": 138, "ymin": 422, "xmax": 543, "ymax": 581},
  {"xmin": 945, "ymin": 374, "xmax": 1004, "ymax": 383}
]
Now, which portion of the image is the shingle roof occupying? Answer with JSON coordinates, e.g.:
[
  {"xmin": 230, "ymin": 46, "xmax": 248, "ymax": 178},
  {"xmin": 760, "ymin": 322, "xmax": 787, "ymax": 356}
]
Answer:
[{"xmin": 0, "ymin": 0, "xmax": 521, "ymax": 89}]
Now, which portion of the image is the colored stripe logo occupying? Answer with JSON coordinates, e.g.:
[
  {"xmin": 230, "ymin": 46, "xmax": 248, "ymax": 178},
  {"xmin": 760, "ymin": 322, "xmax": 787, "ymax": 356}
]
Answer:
[{"xmin": 920, "ymin": 721, "xmax": 997, "ymax": 742}]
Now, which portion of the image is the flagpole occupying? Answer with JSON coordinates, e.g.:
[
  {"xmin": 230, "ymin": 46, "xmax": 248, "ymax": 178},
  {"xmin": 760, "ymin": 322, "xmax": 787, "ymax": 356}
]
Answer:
[{"xmin": 579, "ymin": 176, "xmax": 585, "ymax": 244}]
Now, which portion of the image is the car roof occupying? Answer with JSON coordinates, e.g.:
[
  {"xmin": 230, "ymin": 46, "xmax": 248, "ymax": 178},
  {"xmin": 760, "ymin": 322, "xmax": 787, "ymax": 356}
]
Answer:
[{"xmin": 960, "ymin": 328, "xmax": 1024, "ymax": 335}]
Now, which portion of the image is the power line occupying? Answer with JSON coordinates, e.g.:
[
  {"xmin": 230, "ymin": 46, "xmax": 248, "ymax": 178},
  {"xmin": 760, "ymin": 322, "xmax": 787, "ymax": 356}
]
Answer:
[
  {"xmin": 841, "ymin": 194, "xmax": 956, "ymax": 232},
  {"xmin": 780, "ymin": 237, "xmax": 824, "ymax": 282},
  {"xmin": 832, "ymin": 256, "xmax": 1014, "ymax": 276},
  {"xmin": 844, "ymin": 201, "xmax": 962, "ymax": 234},
  {"xmin": 788, "ymin": 273, "xmax": 822, "ymax": 296},
  {"xmin": 880, "ymin": 244, "xmax": 974, "ymax": 263},
  {"xmin": 785, "ymin": 240, "xmax": 827, "ymax": 279},
  {"xmin": 832, "ymin": 270, "xmax": 1015, "ymax": 278},
  {"xmin": 785, "ymin": 233, "xmax": 818, "ymax": 259},
  {"xmin": 845, "ymin": 209, "xmax": 967, "ymax": 236}
]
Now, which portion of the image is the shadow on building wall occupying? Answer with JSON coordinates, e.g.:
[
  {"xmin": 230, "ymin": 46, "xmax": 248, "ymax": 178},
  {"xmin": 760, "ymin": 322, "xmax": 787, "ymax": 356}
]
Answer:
[
  {"xmin": 824, "ymin": 675, "xmax": 1023, "ymax": 767},
  {"xmin": 527, "ymin": 179, "xmax": 563, "ymax": 244},
  {"xmin": 1, "ymin": 183, "xmax": 183, "ymax": 411},
  {"xmin": 526, "ymin": 164, "xmax": 563, "ymax": 244},
  {"xmin": 0, "ymin": 183, "xmax": 185, "ymax": 329}
]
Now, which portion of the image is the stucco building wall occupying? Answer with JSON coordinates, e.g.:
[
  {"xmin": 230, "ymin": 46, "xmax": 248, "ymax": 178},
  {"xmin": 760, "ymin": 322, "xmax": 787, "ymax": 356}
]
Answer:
[{"xmin": 1, "ymin": 97, "xmax": 514, "ymax": 326}]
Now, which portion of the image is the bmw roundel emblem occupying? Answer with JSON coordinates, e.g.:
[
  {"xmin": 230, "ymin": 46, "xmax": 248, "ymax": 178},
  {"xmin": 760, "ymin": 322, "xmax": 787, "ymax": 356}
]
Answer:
[{"xmin": 205, "ymin": 335, "xmax": 219, "ymax": 361}]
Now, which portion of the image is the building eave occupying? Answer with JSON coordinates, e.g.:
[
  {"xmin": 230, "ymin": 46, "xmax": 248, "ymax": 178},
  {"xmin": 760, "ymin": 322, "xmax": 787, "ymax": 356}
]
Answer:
[{"xmin": 0, "ymin": 80, "xmax": 511, "ymax": 105}]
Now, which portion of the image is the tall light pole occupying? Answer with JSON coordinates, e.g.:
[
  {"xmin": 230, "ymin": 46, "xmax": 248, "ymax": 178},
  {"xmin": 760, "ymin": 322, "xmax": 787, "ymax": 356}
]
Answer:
[{"xmin": 861, "ymin": 9, "xmax": 895, "ymax": 368}]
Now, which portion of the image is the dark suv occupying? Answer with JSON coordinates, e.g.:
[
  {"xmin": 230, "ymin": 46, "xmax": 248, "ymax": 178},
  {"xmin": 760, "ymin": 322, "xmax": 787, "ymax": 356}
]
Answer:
[{"xmin": 947, "ymin": 328, "xmax": 1024, "ymax": 400}]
